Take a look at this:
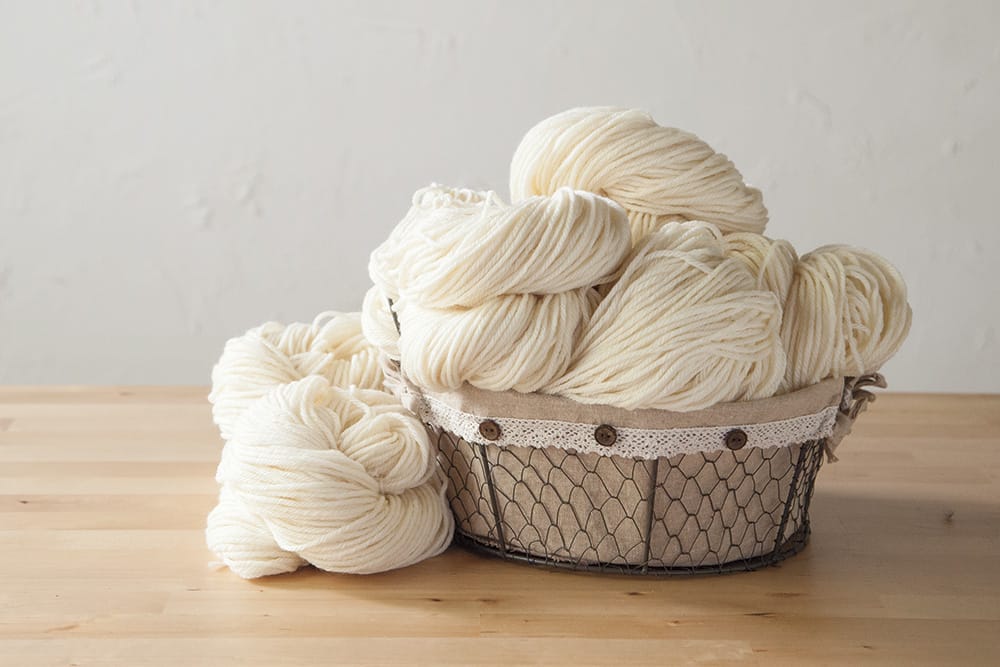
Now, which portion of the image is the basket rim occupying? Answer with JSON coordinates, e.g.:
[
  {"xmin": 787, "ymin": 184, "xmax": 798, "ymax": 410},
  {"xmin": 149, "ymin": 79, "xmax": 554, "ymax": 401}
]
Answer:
[
  {"xmin": 407, "ymin": 374, "xmax": 844, "ymax": 431},
  {"xmin": 383, "ymin": 359, "xmax": 850, "ymax": 459}
]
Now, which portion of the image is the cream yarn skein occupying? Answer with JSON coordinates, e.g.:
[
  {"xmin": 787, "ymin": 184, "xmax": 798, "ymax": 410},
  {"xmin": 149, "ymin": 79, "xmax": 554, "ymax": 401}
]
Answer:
[
  {"xmin": 781, "ymin": 245, "xmax": 912, "ymax": 391},
  {"xmin": 396, "ymin": 288, "xmax": 601, "ymax": 393},
  {"xmin": 209, "ymin": 312, "xmax": 382, "ymax": 440},
  {"xmin": 367, "ymin": 183, "xmax": 627, "ymax": 392},
  {"xmin": 369, "ymin": 184, "xmax": 631, "ymax": 307},
  {"xmin": 510, "ymin": 107, "xmax": 768, "ymax": 243},
  {"xmin": 544, "ymin": 221, "xmax": 785, "ymax": 410},
  {"xmin": 723, "ymin": 233, "xmax": 799, "ymax": 305},
  {"xmin": 207, "ymin": 376, "xmax": 453, "ymax": 578},
  {"xmin": 369, "ymin": 185, "xmax": 489, "ymax": 303}
]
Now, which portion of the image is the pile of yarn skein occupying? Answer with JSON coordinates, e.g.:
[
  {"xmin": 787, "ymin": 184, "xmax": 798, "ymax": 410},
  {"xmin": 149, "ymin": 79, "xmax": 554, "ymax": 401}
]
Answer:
[
  {"xmin": 365, "ymin": 107, "xmax": 912, "ymax": 410},
  {"xmin": 206, "ymin": 106, "xmax": 911, "ymax": 579}
]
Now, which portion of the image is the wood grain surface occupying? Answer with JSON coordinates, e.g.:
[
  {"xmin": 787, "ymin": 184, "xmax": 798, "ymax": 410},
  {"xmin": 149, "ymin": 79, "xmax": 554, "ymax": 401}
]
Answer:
[{"xmin": 1, "ymin": 387, "xmax": 998, "ymax": 666}]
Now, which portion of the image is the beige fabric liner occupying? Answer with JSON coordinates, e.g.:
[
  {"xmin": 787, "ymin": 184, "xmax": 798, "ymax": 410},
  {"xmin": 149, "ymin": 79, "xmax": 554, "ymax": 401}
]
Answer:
[{"xmin": 421, "ymin": 376, "xmax": 843, "ymax": 429}]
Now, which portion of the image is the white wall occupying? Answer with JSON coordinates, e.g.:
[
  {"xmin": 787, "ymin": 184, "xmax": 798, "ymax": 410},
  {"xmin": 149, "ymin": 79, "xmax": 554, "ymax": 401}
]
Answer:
[{"xmin": 1, "ymin": 0, "xmax": 997, "ymax": 391}]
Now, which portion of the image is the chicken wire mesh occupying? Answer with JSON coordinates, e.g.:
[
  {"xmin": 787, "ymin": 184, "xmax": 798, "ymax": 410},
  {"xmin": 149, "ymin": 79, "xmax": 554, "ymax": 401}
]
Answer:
[{"xmin": 435, "ymin": 427, "xmax": 825, "ymax": 574}]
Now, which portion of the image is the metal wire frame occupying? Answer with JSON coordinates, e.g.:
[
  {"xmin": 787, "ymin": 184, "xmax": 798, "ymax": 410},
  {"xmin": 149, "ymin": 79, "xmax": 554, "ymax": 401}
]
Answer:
[{"xmin": 435, "ymin": 431, "xmax": 827, "ymax": 576}]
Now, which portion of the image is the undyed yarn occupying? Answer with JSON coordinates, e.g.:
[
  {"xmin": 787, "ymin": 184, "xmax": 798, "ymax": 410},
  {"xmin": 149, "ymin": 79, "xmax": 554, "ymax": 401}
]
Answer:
[
  {"xmin": 361, "ymin": 285, "xmax": 401, "ymax": 359},
  {"xmin": 206, "ymin": 314, "xmax": 453, "ymax": 578},
  {"xmin": 510, "ymin": 107, "xmax": 768, "ymax": 243},
  {"xmin": 359, "ymin": 108, "xmax": 910, "ymax": 412},
  {"xmin": 207, "ymin": 376, "xmax": 453, "ymax": 577},
  {"xmin": 723, "ymin": 233, "xmax": 799, "ymax": 305},
  {"xmin": 209, "ymin": 312, "xmax": 382, "ymax": 440},
  {"xmin": 543, "ymin": 221, "xmax": 786, "ymax": 411},
  {"xmin": 369, "ymin": 184, "xmax": 630, "ymax": 307},
  {"xmin": 781, "ymin": 245, "xmax": 912, "ymax": 392},
  {"xmin": 395, "ymin": 288, "xmax": 601, "ymax": 393},
  {"xmin": 365, "ymin": 184, "xmax": 628, "ymax": 392}
]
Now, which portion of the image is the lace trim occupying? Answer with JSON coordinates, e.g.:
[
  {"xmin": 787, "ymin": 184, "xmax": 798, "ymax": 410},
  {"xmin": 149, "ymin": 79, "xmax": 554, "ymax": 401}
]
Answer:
[{"xmin": 399, "ymin": 385, "xmax": 837, "ymax": 460}]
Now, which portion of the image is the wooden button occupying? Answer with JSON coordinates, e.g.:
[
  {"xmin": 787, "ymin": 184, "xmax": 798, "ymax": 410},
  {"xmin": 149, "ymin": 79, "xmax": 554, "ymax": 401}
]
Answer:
[
  {"xmin": 724, "ymin": 428, "xmax": 748, "ymax": 450},
  {"xmin": 478, "ymin": 420, "xmax": 501, "ymax": 441},
  {"xmin": 594, "ymin": 424, "xmax": 617, "ymax": 447}
]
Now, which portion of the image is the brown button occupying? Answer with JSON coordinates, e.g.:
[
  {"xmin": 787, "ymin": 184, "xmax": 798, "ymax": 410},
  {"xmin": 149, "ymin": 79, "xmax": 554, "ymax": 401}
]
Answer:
[
  {"xmin": 478, "ymin": 419, "xmax": 501, "ymax": 441},
  {"xmin": 724, "ymin": 428, "xmax": 748, "ymax": 450},
  {"xmin": 594, "ymin": 424, "xmax": 617, "ymax": 447}
]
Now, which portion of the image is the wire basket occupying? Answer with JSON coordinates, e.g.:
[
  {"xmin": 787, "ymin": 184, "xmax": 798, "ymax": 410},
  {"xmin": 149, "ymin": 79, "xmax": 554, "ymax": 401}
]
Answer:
[{"xmin": 392, "ymin": 367, "xmax": 885, "ymax": 575}]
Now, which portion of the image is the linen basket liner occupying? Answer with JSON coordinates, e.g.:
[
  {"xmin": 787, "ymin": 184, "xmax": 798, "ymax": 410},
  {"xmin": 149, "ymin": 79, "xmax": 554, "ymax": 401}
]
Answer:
[{"xmin": 391, "ymin": 373, "xmax": 843, "ymax": 460}]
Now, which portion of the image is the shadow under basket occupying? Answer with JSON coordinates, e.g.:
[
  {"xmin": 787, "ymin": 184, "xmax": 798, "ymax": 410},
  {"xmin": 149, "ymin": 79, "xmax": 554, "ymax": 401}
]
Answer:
[{"xmin": 399, "ymin": 371, "xmax": 886, "ymax": 576}]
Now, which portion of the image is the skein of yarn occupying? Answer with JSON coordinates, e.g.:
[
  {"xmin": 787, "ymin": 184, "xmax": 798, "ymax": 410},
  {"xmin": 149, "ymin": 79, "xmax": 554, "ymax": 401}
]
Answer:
[
  {"xmin": 207, "ymin": 376, "xmax": 453, "ymax": 578},
  {"xmin": 207, "ymin": 313, "xmax": 453, "ymax": 577},
  {"xmin": 369, "ymin": 185, "xmax": 489, "ymax": 305},
  {"xmin": 395, "ymin": 288, "xmax": 601, "ymax": 393},
  {"xmin": 543, "ymin": 221, "xmax": 786, "ymax": 411},
  {"xmin": 370, "ymin": 184, "xmax": 631, "ymax": 307},
  {"xmin": 510, "ymin": 107, "xmax": 768, "ymax": 243},
  {"xmin": 209, "ymin": 312, "xmax": 383, "ymax": 440},
  {"xmin": 781, "ymin": 245, "xmax": 912, "ymax": 392},
  {"xmin": 723, "ymin": 233, "xmax": 799, "ymax": 305},
  {"xmin": 366, "ymin": 183, "xmax": 629, "ymax": 392}
]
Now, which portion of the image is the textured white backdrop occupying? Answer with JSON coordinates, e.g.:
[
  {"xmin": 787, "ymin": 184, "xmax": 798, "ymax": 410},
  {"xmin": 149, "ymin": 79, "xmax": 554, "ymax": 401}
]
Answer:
[{"xmin": 1, "ymin": 1, "xmax": 997, "ymax": 391}]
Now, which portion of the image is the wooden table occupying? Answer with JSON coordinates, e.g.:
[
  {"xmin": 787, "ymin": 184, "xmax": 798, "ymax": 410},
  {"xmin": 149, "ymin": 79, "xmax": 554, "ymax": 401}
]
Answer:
[{"xmin": 1, "ymin": 388, "xmax": 998, "ymax": 665}]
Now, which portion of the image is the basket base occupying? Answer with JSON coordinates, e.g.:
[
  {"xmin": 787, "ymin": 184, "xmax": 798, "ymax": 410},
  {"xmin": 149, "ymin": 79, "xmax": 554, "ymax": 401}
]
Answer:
[{"xmin": 453, "ymin": 521, "xmax": 812, "ymax": 576}]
